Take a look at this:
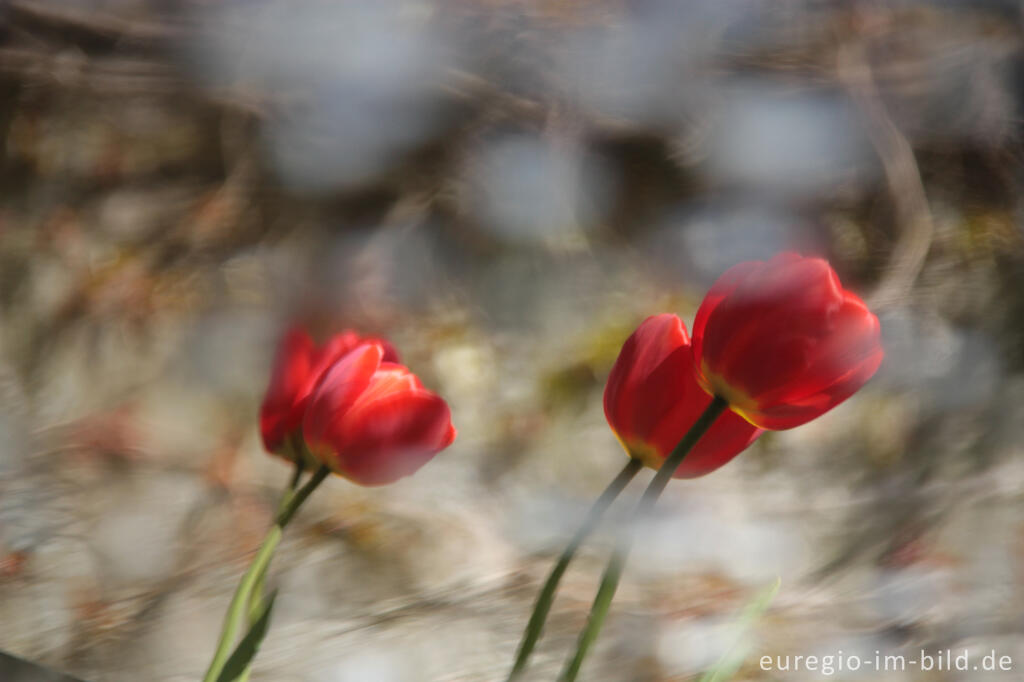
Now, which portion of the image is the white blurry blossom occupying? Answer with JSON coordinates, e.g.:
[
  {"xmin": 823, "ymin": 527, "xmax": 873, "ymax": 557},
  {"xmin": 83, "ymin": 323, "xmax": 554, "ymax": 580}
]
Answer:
[
  {"xmin": 656, "ymin": 616, "xmax": 741, "ymax": 676},
  {"xmin": 189, "ymin": 0, "xmax": 454, "ymax": 191},
  {"xmin": 318, "ymin": 219, "xmax": 452, "ymax": 312},
  {"xmin": 89, "ymin": 472, "xmax": 205, "ymax": 584},
  {"xmin": 555, "ymin": 0, "xmax": 744, "ymax": 126},
  {"xmin": 464, "ymin": 134, "xmax": 616, "ymax": 248},
  {"xmin": 141, "ymin": 590, "xmax": 226, "ymax": 679},
  {"xmin": 506, "ymin": 487, "xmax": 606, "ymax": 554},
  {"xmin": 878, "ymin": 309, "xmax": 961, "ymax": 386},
  {"xmin": 879, "ymin": 309, "xmax": 999, "ymax": 412},
  {"xmin": 312, "ymin": 649, "xmax": 412, "ymax": 682},
  {"xmin": 872, "ymin": 565, "xmax": 954, "ymax": 626},
  {"xmin": 706, "ymin": 85, "xmax": 874, "ymax": 197},
  {"xmin": 631, "ymin": 496, "xmax": 809, "ymax": 583},
  {"xmin": 804, "ymin": 635, "xmax": 895, "ymax": 681},
  {"xmin": 645, "ymin": 200, "xmax": 803, "ymax": 285}
]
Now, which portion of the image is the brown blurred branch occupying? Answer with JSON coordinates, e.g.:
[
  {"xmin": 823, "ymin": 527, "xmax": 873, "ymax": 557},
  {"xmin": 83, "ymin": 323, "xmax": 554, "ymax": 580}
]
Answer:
[
  {"xmin": 0, "ymin": 45, "xmax": 268, "ymax": 116},
  {"xmin": 838, "ymin": 40, "xmax": 935, "ymax": 310},
  {"xmin": 0, "ymin": 46, "xmax": 181, "ymax": 92},
  {"xmin": 7, "ymin": 0, "xmax": 182, "ymax": 44}
]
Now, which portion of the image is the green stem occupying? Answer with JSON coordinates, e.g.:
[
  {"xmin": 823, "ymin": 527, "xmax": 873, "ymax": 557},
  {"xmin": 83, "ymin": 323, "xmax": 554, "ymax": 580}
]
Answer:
[
  {"xmin": 558, "ymin": 397, "xmax": 729, "ymax": 682},
  {"xmin": 248, "ymin": 460, "xmax": 305, "ymax": 627},
  {"xmin": 202, "ymin": 465, "xmax": 330, "ymax": 682},
  {"xmin": 240, "ymin": 458, "xmax": 307, "ymax": 682},
  {"xmin": 286, "ymin": 456, "xmax": 305, "ymax": 495},
  {"xmin": 506, "ymin": 458, "xmax": 643, "ymax": 681},
  {"xmin": 276, "ymin": 464, "xmax": 328, "ymax": 527}
]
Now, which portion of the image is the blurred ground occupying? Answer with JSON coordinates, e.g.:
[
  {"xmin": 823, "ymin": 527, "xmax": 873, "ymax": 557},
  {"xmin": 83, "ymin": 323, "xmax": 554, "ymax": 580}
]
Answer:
[{"xmin": 1, "ymin": 1, "xmax": 1023, "ymax": 680}]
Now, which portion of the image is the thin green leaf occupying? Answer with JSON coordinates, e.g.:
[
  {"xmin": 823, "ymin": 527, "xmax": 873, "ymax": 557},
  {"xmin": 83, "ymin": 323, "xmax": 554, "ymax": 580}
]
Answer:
[
  {"xmin": 216, "ymin": 589, "xmax": 279, "ymax": 682},
  {"xmin": 698, "ymin": 577, "xmax": 781, "ymax": 682}
]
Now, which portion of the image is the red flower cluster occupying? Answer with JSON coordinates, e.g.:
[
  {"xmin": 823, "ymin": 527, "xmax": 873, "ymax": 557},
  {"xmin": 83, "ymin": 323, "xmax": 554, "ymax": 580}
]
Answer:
[
  {"xmin": 605, "ymin": 253, "xmax": 883, "ymax": 476},
  {"xmin": 259, "ymin": 326, "xmax": 454, "ymax": 486},
  {"xmin": 259, "ymin": 255, "xmax": 879, "ymax": 486}
]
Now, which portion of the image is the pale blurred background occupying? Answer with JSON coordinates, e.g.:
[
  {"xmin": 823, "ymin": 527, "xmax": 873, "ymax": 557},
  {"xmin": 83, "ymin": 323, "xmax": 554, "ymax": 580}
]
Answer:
[{"xmin": 0, "ymin": 1, "xmax": 1023, "ymax": 680}]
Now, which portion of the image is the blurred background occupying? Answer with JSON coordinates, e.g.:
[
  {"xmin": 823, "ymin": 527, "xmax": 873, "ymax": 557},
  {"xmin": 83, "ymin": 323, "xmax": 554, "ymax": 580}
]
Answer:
[{"xmin": 0, "ymin": 1, "xmax": 1023, "ymax": 680}]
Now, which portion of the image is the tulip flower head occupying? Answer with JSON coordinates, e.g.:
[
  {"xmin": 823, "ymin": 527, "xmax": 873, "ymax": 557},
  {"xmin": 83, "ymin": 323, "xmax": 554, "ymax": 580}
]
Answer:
[
  {"xmin": 259, "ymin": 326, "xmax": 399, "ymax": 458},
  {"xmin": 604, "ymin": 314, "xmax": 762, "ymax": 478},
  {"xmin": 302, "ymin": 343, "xmax": 456, "ymax": 486},
  {"xmin": 692, "ymin": 253, "xmax": 884, "ymax": 430}
]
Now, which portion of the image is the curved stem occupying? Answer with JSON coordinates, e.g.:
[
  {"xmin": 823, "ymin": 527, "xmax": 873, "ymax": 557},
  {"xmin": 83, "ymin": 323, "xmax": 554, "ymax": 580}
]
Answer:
[
  {"xmin": 245, "ymin": 459, "xmax": 305, "ymax": 654},
  {"xmin": 507, "ymin": 457, "xmax": 643, "ymax": 681},
  {"xmin": 276, "ymin": 464, "xmax": 328, "ymax": 527},
  {"xmin": 202, "ymin": 465, "xmax": 331, "ymax": 682},
  {"xmin": 558, "ymin": 397, "xmax": 729, "ymax": 682},
  {"xmin": 257, "ymin": 459, "xmax": 305, "ymax": 604}
]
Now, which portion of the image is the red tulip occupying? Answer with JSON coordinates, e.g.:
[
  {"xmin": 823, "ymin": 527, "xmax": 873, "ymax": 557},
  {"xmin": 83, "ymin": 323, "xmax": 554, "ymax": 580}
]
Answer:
[
  {"xmin": 302, "ymin": 343, "xmax": 456, "ymax": 486},
  {"xmin": 604, "ymin": 314, "xmax": 762, "ymax": 478},
  {"xmin": 691, "ymin": 253, "xmax": 884, "ymax": 430},
  {"xmin": 259, "ymin": 326, "xmax": 399, "ymax": 456}
]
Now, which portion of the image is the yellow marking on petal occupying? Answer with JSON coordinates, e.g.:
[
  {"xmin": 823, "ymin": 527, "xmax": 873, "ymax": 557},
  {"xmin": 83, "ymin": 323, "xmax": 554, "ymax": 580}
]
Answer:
[
  {"xmin": 628, "ymin": 441, "xmax": 668, "ymax": 472},
  {"xmin": 611, "ymin": 431, "xmax": 632, "ymax": 458},
  {"xmin": 699, "ymin": 362, "xmax": 765, "ymax": 429},
  {"xmin": 611, "ymin": 430, "xmax": 667, "ymax": 472}
]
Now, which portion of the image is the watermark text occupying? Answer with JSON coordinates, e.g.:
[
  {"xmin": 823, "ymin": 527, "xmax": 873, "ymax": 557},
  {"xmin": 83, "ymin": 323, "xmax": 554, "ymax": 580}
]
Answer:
[{"xmin": 760, "ymin": 650, "xmax": 1013, "ymax": 676}]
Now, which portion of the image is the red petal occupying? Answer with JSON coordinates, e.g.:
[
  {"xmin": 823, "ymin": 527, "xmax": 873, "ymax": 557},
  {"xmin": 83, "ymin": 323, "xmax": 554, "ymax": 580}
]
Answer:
[
  {"xmin": 699, "ymin": 257, "xmax": 842, "ymax": 391},
  {"xmin": 353, "ymin": 363, "xmax": 423, "ymax": 406},
  {"xmin": 315, "ymin": 331, "xmax": 363, "ymax": 373},
  {"xmin": 672, "ymin": 413, "xmax": 762, "ymax": 478},
  {"xmin": 259, "ymin": 327, "xmax": 316, "ymax": 453},
  {"xmin": 365, "ymin": 337, "xmax": 401, "ymax": 363},
  {"xmin": 603, "ymin": 315, "xmax": 688, "ymax": 445},
  {"xmin": 318, "ymin": 330, "xmax": 401, "ymax": 367},
  {"xmin": 301, "ymin": 343, "xmax": 383, "ymax": 456},
  {"xmin": 753, "ymin": 292, "xmax": 882, "ymax": 405},
  {"xmin": 644, "ymin": 354, "xmax": 762, "ymax": 477},
  {"xmin": 692, "ymin": 260, "xmax": 763, "ymax": 386},
  {"xmin": 333, "ymin": 389, "xmax": 455, "ymax": 486},
  {"xmin": 625, "ymin": 345, "xmax": 699, "ymax": 444},
  {"xmin": 693, "ymin": 254, "xmax": 883, "ymax": 430},
  {"xmin": 747, "ymin": 341, "xmax": 884, "ymax": 429}
]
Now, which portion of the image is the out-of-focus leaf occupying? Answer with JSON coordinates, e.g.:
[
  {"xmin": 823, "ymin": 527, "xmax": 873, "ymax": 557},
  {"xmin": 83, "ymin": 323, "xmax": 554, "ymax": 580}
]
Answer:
[
  {"xmin": 698, "ymin": 577, "xmax": 781, "ymax": 682},
  {"xmin": 216, "ymin": 589, "xmax": 278, "ymax": 682}
]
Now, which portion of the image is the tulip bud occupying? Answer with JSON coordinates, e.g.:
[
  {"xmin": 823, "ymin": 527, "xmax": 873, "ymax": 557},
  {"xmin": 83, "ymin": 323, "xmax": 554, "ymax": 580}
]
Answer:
[
  {"xmin": 604, "ymin": 314, "xmax": 761, "ymax": 478},
  {"xmin": 691, "ymin": 253, "xmax": 884, "ymax": 430},
  {"xmin": 303, "ymin": 343, "xmax": 456, "ymax": 486}
]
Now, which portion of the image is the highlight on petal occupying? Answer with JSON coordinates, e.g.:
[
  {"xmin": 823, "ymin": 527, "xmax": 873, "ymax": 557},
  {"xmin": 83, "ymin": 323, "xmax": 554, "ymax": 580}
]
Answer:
[
  {"xmin": 302, "ymin": 343, "xmax": 383, "ymax": 454},
  {"xmin": 318, "ymin": 330, "xmax": 401, "ymax": 371},
  {"xmin": 367, "ymin": 337, "xmax": 401, "ymax": 363}
]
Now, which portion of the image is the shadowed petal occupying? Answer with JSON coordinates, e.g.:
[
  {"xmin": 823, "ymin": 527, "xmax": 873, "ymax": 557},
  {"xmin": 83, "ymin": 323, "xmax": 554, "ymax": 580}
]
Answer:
[{"xmin": 259, "ymin": 327, "xmax": 317, "ymax": 453}]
